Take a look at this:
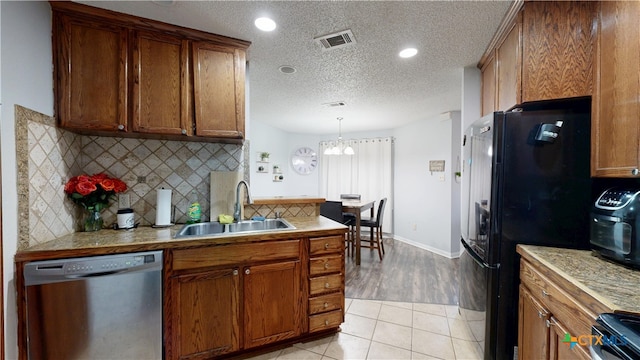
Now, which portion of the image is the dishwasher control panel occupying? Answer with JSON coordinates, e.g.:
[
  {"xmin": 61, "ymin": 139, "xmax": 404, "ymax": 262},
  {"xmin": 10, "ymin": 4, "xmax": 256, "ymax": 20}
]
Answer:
[{"xmin": 24, "ymin": 251, "xmax": 162, "ymax": 286}]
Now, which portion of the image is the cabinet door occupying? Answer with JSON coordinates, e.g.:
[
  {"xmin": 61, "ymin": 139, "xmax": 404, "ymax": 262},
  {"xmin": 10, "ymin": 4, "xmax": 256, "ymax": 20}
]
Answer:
[
  {"xmin": 496, "ymin": 19, "xmax": 521, "ymax": 112},
  {"xmin": 54, "ymin": 14, "xmax": 128, "ymax": 132},
  {"xmin": 592, "ymin": 1, "xmax": 640, "ymax": 177},
  {"xmin": 243, "ymin": 260, "xmax": 302, "ymax": 348},
  {"xmin": 192, "ymin": 41, "xmax": 246, "ymax": 139},
  {"xmin": 132, "ymin": 30, "xmax": 191, "ymax": 136},
  {"xmin": 168, "ymin": 268, "xmax": 240, "ymax": 360},
  {"xmin": 548, "ymin": 316, "xmax": 591, "ymax": 360},
  {"xmin": 521, "ymin": 1, "xmax": 596, "ymax": 102},
  {"xmin": 481, "ymin": 53, "xmax": 497, "ymax": 117},
  {"xmin": 518, "ymin": 285, "xmax": 550, "ymax": 360}
]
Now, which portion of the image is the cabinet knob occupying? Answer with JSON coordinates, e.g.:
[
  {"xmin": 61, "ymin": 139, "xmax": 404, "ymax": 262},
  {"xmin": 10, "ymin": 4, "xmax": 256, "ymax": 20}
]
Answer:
[
  {"xmin": 325, "ymin": 283, "xmax": 330, "ymax": 288},
  {"xmin": 542, "ymin": 290, "xmax": 549, "ymax": 297},
  {"xmin": 233, "ymin": 269, "xmax": 238, "ymax": 276},
  {"xmin": 324, "ymin": 320, "xmax": 330, "ymax": 326},
  {"xmin": 537, "ymin": 311, "xmax": 544, "ymax": 319},
  {"xmin": 117, "ymin": 124, "xmax": 125, "ymax": 131},
  {"xmin": 324, "ymin": 302, "xmax": 329, "ymax": 308},
  {"xmin": 633, "ymin": 169, "xmax": 639, "ymax": 176},
  {"xmin": 324, "ymin": 263, "xmax": 330, "ymax": 269},
  {"xmin": 181, "ymin": 129, "xmax": 187, "ymax": 135},
  {"xmin": 545, "ymin": 319, "xmax": 556, "ymax": 328},
  {"xmin": 324, "ymin": 243, "xmax": 330, "ymax": 249},
  {"xmin": 245, "ymin": 269, "xmax": 250, "ymax": 275}
]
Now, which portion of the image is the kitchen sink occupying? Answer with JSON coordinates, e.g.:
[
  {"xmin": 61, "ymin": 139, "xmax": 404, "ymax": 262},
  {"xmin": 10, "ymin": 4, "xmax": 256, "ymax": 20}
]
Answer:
[{"xmin": 175, "ymin": 219, "xmax": 295, "ymax": 238}]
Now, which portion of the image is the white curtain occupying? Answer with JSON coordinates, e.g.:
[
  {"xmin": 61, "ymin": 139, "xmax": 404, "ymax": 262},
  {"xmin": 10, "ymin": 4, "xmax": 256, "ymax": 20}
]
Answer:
[{"xmin": 319, "ymin": 137, "xmax": 393, "ymax": 233}]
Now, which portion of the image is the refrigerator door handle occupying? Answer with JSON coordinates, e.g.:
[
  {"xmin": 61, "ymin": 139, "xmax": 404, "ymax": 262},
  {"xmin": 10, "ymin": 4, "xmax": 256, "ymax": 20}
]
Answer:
[{"xmin": 461, "ymin": 237, "xmax": 499, "ymax": 269}]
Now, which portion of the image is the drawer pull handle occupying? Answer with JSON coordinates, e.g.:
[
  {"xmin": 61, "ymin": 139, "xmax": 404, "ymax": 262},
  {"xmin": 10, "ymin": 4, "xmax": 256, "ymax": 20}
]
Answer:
[
  {"xmin": 324, "ymin": 243, "xmax": 330, "ymax": 249},
  {"xmin": 325, "ymin": 320, "xmax": 329, "ymax": 326},
  {"xmin": 542, "ymin": 290, "xmax": 549, "ymax": 297},
  {"xmin": 324, "ymin": 302, "xmax": 329, "ymax": 308},
  {"xmin": 233, "ymin": 269, "xmax": 238, "ymax": 276},
  {"xmin": 324, "ymin": 263, "xmax": 330, "ymax": 269},
  {"xmin": 117, "ymin": 124, "xmax": 125, "ymax": 131},
  {"xmin": 325, "ymin": 283, "xmax": 330, "ymax": 288},
  {"xmin": 245, "ymin": 269, "xmax": 251, "ymax": 275},
  {"xmin": 181, "ymin": 129, "xmax": 187, "ymax": 135}
]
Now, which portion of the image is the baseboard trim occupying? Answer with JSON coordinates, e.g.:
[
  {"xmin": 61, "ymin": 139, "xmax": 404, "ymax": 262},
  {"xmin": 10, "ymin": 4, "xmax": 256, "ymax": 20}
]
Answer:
[{"xmin": 388, "ymin": 234, "xmax": 461, "ymax": 259}]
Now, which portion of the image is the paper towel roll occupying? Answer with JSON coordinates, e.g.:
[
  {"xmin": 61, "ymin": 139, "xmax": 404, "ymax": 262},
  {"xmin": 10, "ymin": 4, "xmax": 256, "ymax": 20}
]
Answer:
[{"xmin": 155, "ymin": 188, "xmax": 173, "ymax": 226}]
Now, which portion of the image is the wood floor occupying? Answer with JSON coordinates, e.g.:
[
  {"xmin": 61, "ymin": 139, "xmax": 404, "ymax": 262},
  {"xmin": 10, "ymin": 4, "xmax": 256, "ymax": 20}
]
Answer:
[{"xmin": 345, "ymin": 236, "xmax": 459, "ymax": 305}]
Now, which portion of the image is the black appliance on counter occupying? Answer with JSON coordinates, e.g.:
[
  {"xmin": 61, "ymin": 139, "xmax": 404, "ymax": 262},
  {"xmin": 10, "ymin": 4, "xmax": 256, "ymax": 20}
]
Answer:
[
  {"xmin": 591, "ymin": 313, "xmax": 640, "ymax": 360},
  {"xmin": 459, "ymin": 97, "xmax": 592, "ymax": 359},
  {"xmin": 591, "ymin": 188, "xmax": 640, "ymax": 268}
]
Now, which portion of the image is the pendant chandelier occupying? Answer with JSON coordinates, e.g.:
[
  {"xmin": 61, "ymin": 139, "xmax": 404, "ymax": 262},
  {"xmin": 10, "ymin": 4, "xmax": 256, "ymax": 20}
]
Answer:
[{"xmin": 324, "ymin": 117, "xmax": 355, "ymax": 155}]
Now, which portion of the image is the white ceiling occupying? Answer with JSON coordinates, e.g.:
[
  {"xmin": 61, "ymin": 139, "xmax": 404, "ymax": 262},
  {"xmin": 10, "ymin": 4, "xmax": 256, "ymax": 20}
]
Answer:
[{"xmin": 77, "ymin": 1, "xmax": 512, "ymax": 135}]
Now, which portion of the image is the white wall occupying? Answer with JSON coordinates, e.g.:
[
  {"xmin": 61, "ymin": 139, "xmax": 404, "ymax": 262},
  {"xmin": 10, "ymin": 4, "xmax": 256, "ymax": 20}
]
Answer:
[
  {"xmin": 392, "ymin": 113, "xmax": 457, "ymax": 257},
  {"xmin": 1, "ymin": 2, "xmax": 53, "ymax": 358}
]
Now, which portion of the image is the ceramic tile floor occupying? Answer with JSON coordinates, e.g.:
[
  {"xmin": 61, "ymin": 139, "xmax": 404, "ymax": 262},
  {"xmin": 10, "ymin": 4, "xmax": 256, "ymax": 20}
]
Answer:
[{"xmin": 246, "ymin": 298, "xmax": 483, "ymax": 360}]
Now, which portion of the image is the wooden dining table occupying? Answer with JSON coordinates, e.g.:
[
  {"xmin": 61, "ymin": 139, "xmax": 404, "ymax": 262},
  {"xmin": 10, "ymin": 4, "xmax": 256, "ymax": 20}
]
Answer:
[{"xmin": 341, "ymin": 199, "xmax": 375, "ymax": 265}]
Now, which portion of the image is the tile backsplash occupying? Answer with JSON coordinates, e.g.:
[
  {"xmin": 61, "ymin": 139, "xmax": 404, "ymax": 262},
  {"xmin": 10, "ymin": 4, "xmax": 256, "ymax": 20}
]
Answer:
[{"xmin": 16, "ymin": 105, "xmax": 248, "ymax": 249}]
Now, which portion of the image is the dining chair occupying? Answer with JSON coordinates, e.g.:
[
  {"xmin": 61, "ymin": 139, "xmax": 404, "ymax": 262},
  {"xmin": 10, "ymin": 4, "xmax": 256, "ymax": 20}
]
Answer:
[
  {"xmin": 359, "ymin": 198, "xmax": 387, "ymax": 260},
  {"xmin": 320, "ymin": 201, "xmax": 356, "ymax": 256}
]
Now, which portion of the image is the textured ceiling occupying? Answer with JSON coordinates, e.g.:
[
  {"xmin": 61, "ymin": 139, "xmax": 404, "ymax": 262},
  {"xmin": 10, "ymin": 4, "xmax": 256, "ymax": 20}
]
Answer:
[{"xmin": 77, "ymin": 1, "xmax": 512, "ymax": 135}]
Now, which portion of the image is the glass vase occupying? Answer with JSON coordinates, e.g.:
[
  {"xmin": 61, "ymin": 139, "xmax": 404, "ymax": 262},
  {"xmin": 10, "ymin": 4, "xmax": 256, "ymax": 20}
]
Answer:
[{"xmin": 84, "ymin": 207, "xmax": 104, "ymax": 232}]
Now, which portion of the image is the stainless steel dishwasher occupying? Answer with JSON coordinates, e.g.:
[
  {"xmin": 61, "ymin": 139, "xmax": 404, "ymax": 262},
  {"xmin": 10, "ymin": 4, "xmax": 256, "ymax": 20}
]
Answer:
[{"xmin": 24, "ymin": 250, "xmax": 163, "ymax": 360}]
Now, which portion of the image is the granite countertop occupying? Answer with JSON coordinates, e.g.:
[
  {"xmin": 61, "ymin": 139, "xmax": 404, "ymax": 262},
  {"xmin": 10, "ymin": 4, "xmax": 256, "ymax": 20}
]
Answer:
[
  {"xmin": 518, "ymin": 245, "xmax": 640, "ymax": 314},
  {"xmin": 15, "ymin": 216, "xmax": 347, "ymax": 262}
]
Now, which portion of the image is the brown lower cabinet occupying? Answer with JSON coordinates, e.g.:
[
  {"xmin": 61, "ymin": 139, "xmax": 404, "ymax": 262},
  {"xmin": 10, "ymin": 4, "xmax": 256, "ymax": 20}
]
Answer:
[
  {"xmin": 518, "ymin": 258, "xmax": 602, "ymax": 360},
  {"xmin": 165, "ymin": 235, "xmax": 345, "ymax": 359}
]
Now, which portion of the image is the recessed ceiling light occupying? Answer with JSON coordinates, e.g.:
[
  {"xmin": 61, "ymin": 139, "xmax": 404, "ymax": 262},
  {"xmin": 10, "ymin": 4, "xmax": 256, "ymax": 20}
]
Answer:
[
  {"xmin": 255, "ymin": 17, "xmax": 276, "ymax": 32},
  {"xmin": 399, "ymin": 48, "xmax": 418, "ymax": 58},
  {"xmin": 279, "ymin": 65, "xmax": 296, "ymax": 74}
]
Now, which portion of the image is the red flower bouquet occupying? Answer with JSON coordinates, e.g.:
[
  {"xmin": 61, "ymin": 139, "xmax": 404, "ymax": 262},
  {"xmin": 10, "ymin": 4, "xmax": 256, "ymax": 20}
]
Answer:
[{"xmin": 64, "ymin": 173, "xmax": 128, "ymax": 212}]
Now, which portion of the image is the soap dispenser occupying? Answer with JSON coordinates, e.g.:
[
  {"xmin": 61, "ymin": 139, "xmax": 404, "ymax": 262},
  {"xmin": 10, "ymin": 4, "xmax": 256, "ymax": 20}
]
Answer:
[{"xmin": 186, "ymin": 190, "xmax": 201, "ymax": 224}]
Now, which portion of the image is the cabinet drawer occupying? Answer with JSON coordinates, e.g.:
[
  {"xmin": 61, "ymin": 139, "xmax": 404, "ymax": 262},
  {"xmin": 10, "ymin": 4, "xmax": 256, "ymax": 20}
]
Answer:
[
  {"xmin": 309, "ymin": 274, "xmax": 343, "ymax": 296},
  {"xmin": 172, "ymin": 240, "xmax": 300, "ymax": 270},
  {"xmin": 520, "ymin": 260, "xmax": 597, "ymax": 345},
  {"xmin": 309, "ymin": 255, "xmax": 342, "ymax": 276},
  {"xmin": 309, "ymin": 309, "xmax": 343, "ymax": 333},
  {"xmin": 309, "ymin": 292, "xmax": 343, "ymax": 315},
  {"xmin": 309, "ymin": 236, "xmax": 344, "ymax": 256}
]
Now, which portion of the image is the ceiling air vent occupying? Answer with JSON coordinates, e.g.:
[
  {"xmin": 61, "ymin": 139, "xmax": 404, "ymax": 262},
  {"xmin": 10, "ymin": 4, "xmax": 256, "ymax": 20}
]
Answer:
[{"xmin": 314, "ymin": 30, "xmax": 356, "ymax": 51}]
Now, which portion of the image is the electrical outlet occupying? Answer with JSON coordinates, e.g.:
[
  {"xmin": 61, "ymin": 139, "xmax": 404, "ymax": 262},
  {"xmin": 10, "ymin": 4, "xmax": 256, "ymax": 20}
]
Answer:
[
  {"xmin": 118, "ymin": 194, "xmax": 131, "ymax": 209},
  {"xmin": 439, "ymin": 174, "xmax": 445, "ymax": 182}
]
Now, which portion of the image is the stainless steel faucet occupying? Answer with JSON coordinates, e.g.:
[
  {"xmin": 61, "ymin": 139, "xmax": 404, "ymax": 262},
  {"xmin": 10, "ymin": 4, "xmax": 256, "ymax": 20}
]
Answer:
[{"xmin": 233, "ymin": 180, "xmax": 253, "ymax": 222}]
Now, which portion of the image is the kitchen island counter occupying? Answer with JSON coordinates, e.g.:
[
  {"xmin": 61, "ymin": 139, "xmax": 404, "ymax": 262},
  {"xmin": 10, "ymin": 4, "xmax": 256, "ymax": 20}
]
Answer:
[
  {"xmin": 517, "ymin": 245, "xmax": 640, "ymax": 314},
  {"xmin": 15, "ymin": 216, "xmax": 346, "ymax": 262}
]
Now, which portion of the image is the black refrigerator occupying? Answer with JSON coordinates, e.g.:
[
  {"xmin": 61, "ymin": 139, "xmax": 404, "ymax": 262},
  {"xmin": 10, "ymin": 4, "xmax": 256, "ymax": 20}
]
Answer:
[{"xmin": 459, "ymin": 97, "xmax": 592, "ymax": 360}]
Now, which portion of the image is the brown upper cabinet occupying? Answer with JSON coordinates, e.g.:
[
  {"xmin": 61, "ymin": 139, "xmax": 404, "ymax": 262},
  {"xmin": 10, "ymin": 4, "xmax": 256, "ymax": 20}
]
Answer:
[
  {"xmin": 50, "ymin": 2, "xmax": 249, "ymax": 143},
  {"xmin": 591, "ymin": 1, "xmax": 640, "ymax": 177},
  {"xmin": 53, "ymin": 14, "xmax": 129, "ymax": 132},
  {"xmin": 479, "ymin": 1, "xmax": 597, "ymax": 116},
  {"xmin": 132, "ymin": 30, "xmax": 191, "ymax": 136},
  {"xmin": 192, "ymin": 41, "xmax": 246, "ymax": 139}
]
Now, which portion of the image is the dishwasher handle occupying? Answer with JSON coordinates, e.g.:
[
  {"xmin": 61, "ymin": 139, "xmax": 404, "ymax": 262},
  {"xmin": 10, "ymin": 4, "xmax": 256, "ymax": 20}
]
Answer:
[{"xmin": 24, "ymin": 251, "xmax": 163, "ymax": 286}]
